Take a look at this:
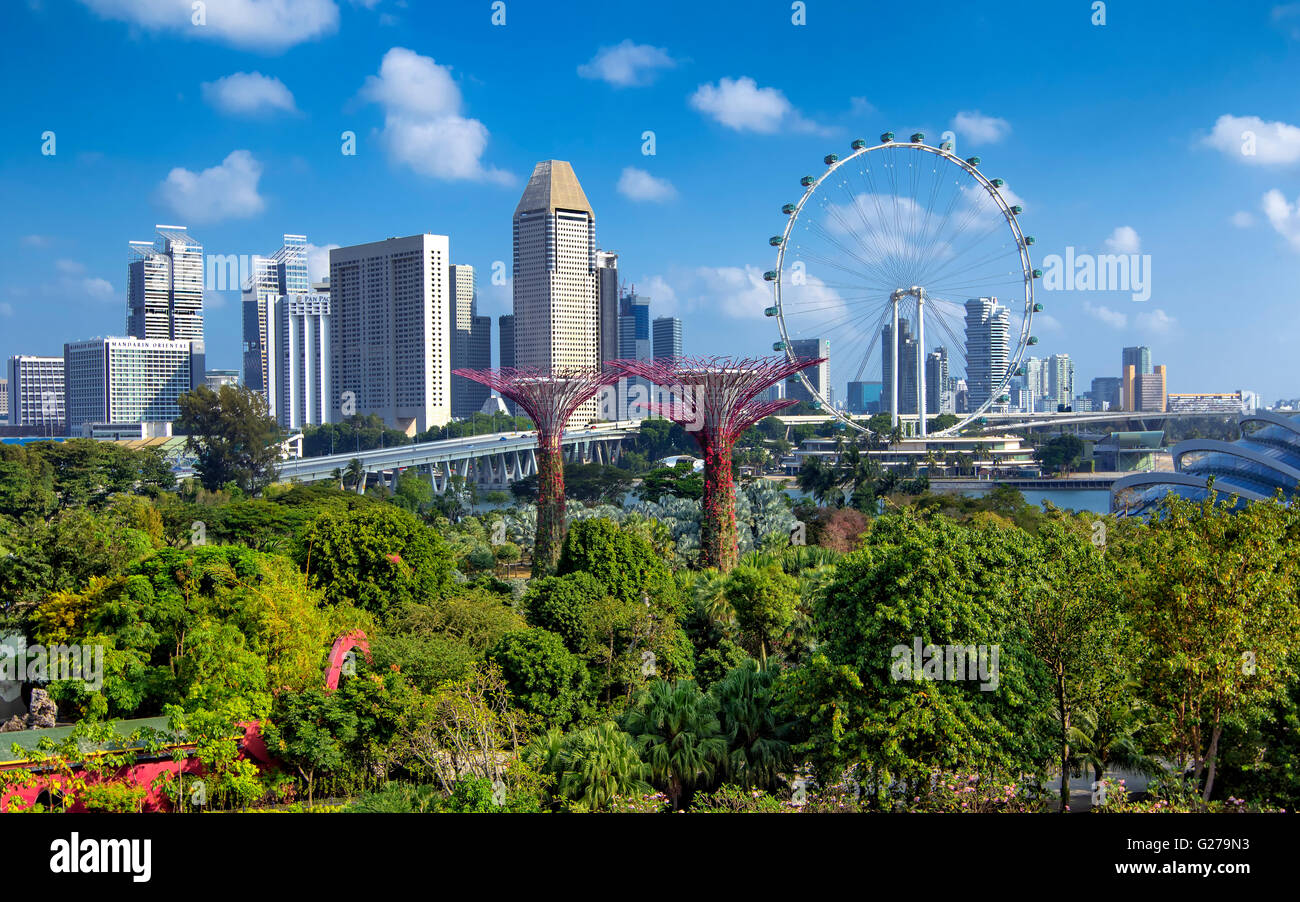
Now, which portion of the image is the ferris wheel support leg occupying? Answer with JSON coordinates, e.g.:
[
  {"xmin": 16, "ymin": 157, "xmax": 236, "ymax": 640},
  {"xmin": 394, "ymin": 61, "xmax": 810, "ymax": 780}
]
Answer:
[
  {"xmin": 917, "ymin": 289, "xmax": 927, "ymax": 438},
  {"xmin": 890, "ymin": 295, "xmax": 899, "ymax": 429}
]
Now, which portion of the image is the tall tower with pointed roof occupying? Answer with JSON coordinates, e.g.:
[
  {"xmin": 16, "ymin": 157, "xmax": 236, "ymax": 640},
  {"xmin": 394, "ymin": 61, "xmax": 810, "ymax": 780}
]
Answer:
[{"xmin": 512, "ymin": 161, "xmax": 599, "ymax": 420}]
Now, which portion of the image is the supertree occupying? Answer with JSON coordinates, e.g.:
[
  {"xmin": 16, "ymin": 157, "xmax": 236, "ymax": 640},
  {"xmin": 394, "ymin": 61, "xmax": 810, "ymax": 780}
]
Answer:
[
  {"xmin": 612, "ymin": 355, "xmax": 825, "ymax": 572},
  {"xmin": 452, "ymin": 364, "xmax": 620, "ymax": 576}
]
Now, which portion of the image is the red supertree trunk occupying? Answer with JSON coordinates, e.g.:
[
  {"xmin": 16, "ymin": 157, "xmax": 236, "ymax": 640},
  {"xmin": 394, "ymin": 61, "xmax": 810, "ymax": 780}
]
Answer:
[
  {"xmin": 535, "ymin": 430, "xmax": 565, "ymax": 576},
  {"xmin": 701, "ymin": 435, "xmax": 738, "ymax": 571},
  {"xmin": 609, "ymin": 355, "xmax": 826, "ymax": 573}
]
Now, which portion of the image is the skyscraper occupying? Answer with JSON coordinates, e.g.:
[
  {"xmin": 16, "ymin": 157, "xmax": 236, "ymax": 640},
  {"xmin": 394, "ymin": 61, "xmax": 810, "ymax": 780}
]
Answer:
[
  {"xmin": 242, "ymin": 233, "xmax": 309, "ymax": 414},
  {"xmin": 881, "ymin": 319, "xmax": 918, "ymax": 414},
  {"xmin": 787, "ymin": 338, "xmax": 830, "ymax": 406},
  {"xmin": 1135, "ymin": 365, "xmax": 1167, "ymax": 412},
  {"xmin": 449, "ymin": 264, "xmax": 491, "ymax": 419},
  {"xmin": 499, "ymin": 314, "xmax": 515, "ymax": 369},
  {"xmin": 1121, "ymin": 346, "xmax": 1152, "ymax": 411},
  {"xmin": 1090, "ymin": 376, "xmax": 1122, "ymax": 410},
  {"xmin": 1047, "ymin": 353, "xmax": 1075, "ymax": 411},
  {"xmin": 6, "ymin": 355, "xmax": 64, "ymax": 432},
  {"xmin": 652, "ymin": 316, "xmax": 683, "ymax": 360},
  {"xmin": 597, "ymin": 251, "xmax": 620, "ymax": 366},
  {"xmin": 328, "ymin": 234, "xmax": 452, "ymax": 435},
  {"xmin": 512, "ymin": 160, "xmax": 598, "ymax": 421},
  {"xmin": 846, "ymin": 381, "xmax": 882, "ymax": 415},
  {"xmin": 276, "ymin": 293, "xmax": 332, "ymax": 430},
  {"xmin": 925, "ymin": 347, "xmax": 951, "ymax": 414},
  {"xmin": 127, "ymin": 225, "xmax": 205, "ymax": 388},
  {"xmin": 964, "ymin": 297, "xmax": 1010, "ymax": 412}
]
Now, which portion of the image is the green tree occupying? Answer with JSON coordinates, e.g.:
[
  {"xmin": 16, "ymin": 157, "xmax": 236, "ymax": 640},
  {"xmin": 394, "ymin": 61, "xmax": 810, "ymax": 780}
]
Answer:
[
  {"xmin": 621, "ymin": 678, "xmax": 727, "ymax": 810},
  {"xmin": 261, "ymin": 687, "xmax": 361, "ymax": 805},
  {"xmin": 724, "ymin": 564, "xmax": 799, "ymax": 670},
  {"xmin": 526, "ymin": 722, "xmax": 651, "ymax": 812},
  {"xmin": 711, "ymin": 663, "xmax": 792, "ymax": 790},
  {"xmin": 177, "ymin": 384, "xmax": 283, "ymax": 494},
  {"xmin": 487, "ymin": 629, "xmax": 589, "ymax": 728}
]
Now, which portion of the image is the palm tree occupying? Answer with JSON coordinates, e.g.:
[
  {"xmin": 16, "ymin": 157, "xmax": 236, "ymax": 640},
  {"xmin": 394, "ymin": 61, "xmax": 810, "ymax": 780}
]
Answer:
[
  {"xmin": 344, "ymin": 458, "xmax": 364, "ymax": 492},
  {"xmin": 711, "ymin": 664, "xmax": 793, "ymax": 790},
  {"xmin": 621, "ymin": 679, "xmax": 728, "ymax": 810},
  {"xmin": 525, "ymin": 724, "xmax": 651, "ymax": 812},
  {"xmin": 692, "ymin": 569, "xmax": 735, "ymax": 632}
]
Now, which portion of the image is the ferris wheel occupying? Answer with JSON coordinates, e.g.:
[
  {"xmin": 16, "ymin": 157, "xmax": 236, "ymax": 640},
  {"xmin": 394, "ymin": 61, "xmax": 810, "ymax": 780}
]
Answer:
[{"xmin": 767, "ymin": 132, "xmax": 1040, "ymax": 436}]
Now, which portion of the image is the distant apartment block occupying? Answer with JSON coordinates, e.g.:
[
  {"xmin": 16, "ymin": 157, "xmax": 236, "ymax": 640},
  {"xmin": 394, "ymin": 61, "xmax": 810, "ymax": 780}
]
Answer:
[
  {"xmin": 6, "ymin": 355, "xmax": 65, "ymax": 431},
  {"xmin": 1166, "ymin": 392, "xmax": 1247, "ymax": 415}
]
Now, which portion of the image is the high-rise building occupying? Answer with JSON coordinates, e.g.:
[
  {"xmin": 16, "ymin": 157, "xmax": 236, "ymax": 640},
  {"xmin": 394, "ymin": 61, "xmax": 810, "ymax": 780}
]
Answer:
[
  {"xmin": 1090, "ymin": 376, "xmax": 1122, "ymax": 411},
  {"xmin": 618, "ymin": 292, "xmax": 652, "ymax": 406},
  {"xmin": 205, "ymin": 369, "xmax": 239, "ymax": 391},
  {"xmin": 127, "ymin": 225, "xmax": 205, "ymax": 389},
  {"xmin": 0, "ymin": 378, "xmax": 8, "ymax": 424},
  {"xmin": 512, "ymin": 160, "xmax": 598, "ymax": 421},
  {"xmin": 787, "ymin": 338, "xmax": 830, "ymax": 406},
  {"xmin": 964, "ymin": 297, "xmax": 1010, "ymax": 411},
  {"xmin": 1047, "ymin": 353, "xmax": 1075, "ymax": 411},
  {"xmin": 652, "ymin": 316, "xmax": 683, "ymax": 360},
  {"xmin": 846, "ymin": 380, "xmax": 882, "ymax": 415},
  {"xmin": 882, "ymin": 318, "xmax": 918, "ymax": 414},
  {"xmin": 449, "ymin": 264, "xmax": 491, "ymax": 419},
  {"xmin": 1135, "ymin": 365, "xmax": 1167, "ymax": 412},
  {"xmin": 242, "ymin": 234, "xmax": 309, "ymax": 414},
  {"xmin": 499, "ymin": 314, "xmax": 515, "ymax": 369},
  {"xmin": 6, "ymin": 355, "xmax": 65, "ymax": 432},
  {"xmin": 596, "ymin": 251, "xmax": 620, "ymax": 366},
  {"xmin": 276, "ymin": 294, "xmax": 332, "ymax": 430},
  {"xmin": 1121, "ymin": 346, "xmax": 1152, "ymax": 411},
  {"xmin": 925, "ymin": 347, "xmax": 951, "ymax": 414},
  {"xmin": 64, "ymin": 337, "xmax": 192, "ymax": 430},
  {"xmin": 328, "ymin": 234, "xmax": 451, "ymax": 435}
]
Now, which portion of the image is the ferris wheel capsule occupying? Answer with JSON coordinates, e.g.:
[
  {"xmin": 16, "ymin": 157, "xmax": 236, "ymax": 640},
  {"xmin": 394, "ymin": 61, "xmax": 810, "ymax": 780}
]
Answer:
[
  {"xmin": 1032, "ymin": 269, "xmax": 1043, "ymax": 278},
  {"xmin": 1027, "ymin": 336, "xmax": 1039, "ymax": 346},
  {"xmin": 939, "ymin": 141, "xmax": 954, "ymax": 152},
  {"xmin": 769, "ymin": 236, "xmax": 784, "ymax": 246},
  {"xmin": 991, "ymin": 178, "xmax": 1005, "ymax": 188},
  {"xmin": 1023, "ymin": 235, "xmax": 1035, "ymax": 245},
  {"xmin": 1033, "ymin": 303, "xmax": 1044, "ymax": 312},
  {"xmin": 910, "ymin": 132, "xmax": 925, "ymax": 143},
  {"xmin": 800, "ymin": 175, "xmax": 816, "ymax": 187},
  {"xmin": 763, "ymin": 270, "xmax": 779, "ymax": 281},
  {"xmin": 1010, "ymin": 205, "xmax": 1023, "ymax": 215},
  {"xmin": 824, "ymin": 153, "xmax": 839, "ymax": 165},
  {"xmin": 782, "ymin": 203, "xmax": 797, "ymax": 214},
  {"xmin": 851, "ymin": 138, "xmax": 867, "ymax": 150},
  {"xmin": 880, "ymin": 132, "xmax": 895, "ymax": 143},
  {"xmin": 773, "ymin": 341, "xmax": 787, "ymax": 351},
  {"xmin": 966, "ymin": 156, "xmax": 981, "ymax": 167},
  {"xmin": 764, "ymin": 306, "xmax": 779, "ymax": 317}
]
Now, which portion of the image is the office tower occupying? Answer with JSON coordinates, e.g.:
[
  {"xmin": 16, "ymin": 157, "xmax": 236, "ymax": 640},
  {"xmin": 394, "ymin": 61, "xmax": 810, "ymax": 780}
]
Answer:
[
  {"xmin": 881, "ymin": 318, "xmax": 918, "ymax": 414},
  {"xmin": 786, "ymin": 338, "xmax": 830, "ymax": 406},
  {"xmin": 499, "ymin": 314, "xmax": 515, "ymax": 369},
  {"xmin": 0, "ymin": 378, "xmax": 7, "ymax": 423},
  {"xmin": 1047, "ymin": 353, "xmax": 1075, "ymax": 410},
  {"xmin": 127, "ymin": 225, "xmax": 205, "ymax": 388},
  {"xmin": 925, "ymin": 347, "xmax": 950, "ymax": 414},
  {"xmin": 242, "ymin": 234, "xmax": 309, "ymax": 414},
  {"xmin": 205, "ymin": 369, "xmax": 239, "ymax": 391},
  {"xmin": 63, "ymin": 337, "xmax": 192, "ymax": 430},
  {"xmin": 449, "ymin": 264, "xmax": 491, "ymax": 419},
  {"xmin": 6, "ymin": 356, "xmax": 65, "ymax": 431},
  {"xmin": 275, "ymin": 293, "xmax": 332, "ymax": 430},
  {"xmin": 1090, "ymin": 376, "xmax": 1122, "ymax": 411},
  {"xmin": 964, "ymin": 297, "xmax": 1010, "ymax": 411},
  {"xmin": 652, "ymin": 316, "xmax": 683, "ymax": 360},
  {"xmin": 1121, "ymin": 346, "xmax": 1152, "ymax": 410},
  {"xmin": 597, "ymin": 251, "xmax": 620, "ymax": 365},
  {"xmin": 328, "ymin": 234, "xmax": 451, "ymax": 435},
  {"xmin": 512, "ymin": 160, "xmax": 598, "ymax": 421},
  {"xmin": 619, "ymin": 291, "xmax": 652, "ymax": 407},
  {"xmin": 846, "ymin": 380, "xmax": 882, "ymax": 415},
  {"xmin": 1135, "ymin": 364, "xmax": 1167, "ymax": 412}
]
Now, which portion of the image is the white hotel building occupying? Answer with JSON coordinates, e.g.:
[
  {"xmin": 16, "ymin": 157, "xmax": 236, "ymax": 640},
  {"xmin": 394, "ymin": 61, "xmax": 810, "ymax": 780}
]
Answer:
[
  {"xmin": 6, "ymin": 355, "xmax": 65, "ymax": 431},
  {"xmin": 63, "ymin": 337, "xmax": 193, "ymax": 431},
  {"xmin": 275, "ymin": 293, "xmax": 332, "ymax": 430},
  {"xmin": 328, "ymin": 234, "xmax": 451, "ymax": 435}
]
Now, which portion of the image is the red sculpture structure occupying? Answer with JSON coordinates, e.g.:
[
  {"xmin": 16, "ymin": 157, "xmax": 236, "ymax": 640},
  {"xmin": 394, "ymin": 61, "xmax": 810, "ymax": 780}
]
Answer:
[
  {"xmin": 613, "ymin": 355, "xmax": 825, "ymax": 571},
  {"xmin": 452, "ymin": 364, "xmax": 620, "ymax": 575}
]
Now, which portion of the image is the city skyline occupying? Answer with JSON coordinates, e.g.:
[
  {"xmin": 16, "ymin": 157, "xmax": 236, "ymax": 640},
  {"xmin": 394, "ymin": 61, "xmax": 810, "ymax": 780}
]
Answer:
[{"xmin": 3, "ymin": 2, "xmax": 1299, "ymax": 406}]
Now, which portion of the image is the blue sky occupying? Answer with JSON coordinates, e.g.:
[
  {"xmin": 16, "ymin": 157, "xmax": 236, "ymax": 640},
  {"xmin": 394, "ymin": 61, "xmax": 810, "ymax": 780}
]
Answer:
[{"xmin": 2, "ymin": 0, "xmax": 1300, "ymax": 404}]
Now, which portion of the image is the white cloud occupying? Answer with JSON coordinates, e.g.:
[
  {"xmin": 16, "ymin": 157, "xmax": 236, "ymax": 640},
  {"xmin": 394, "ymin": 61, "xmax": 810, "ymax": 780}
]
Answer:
[
  {"xmin": 578, "ymin": 40, "xmax": 676, "ymax": 87},
  {"xmin": 1137, "ymin": 309, "xmax": 1175, "ymax": 334},
  {"xmin": 201, "ymin": 72, "xmax": 297, "ymax": 116},
  {"xmin": 617, "ymin": 167, "xmax": 677, "ymax": 203},
  {"xmin": 1262, "ymin": 189, "xmax": 1300, "ymax": 250},
  {"xmin": 0, "ymin": 302, "xmax": 12, "ymax": 317},
  {"xmin": 45, "ymin": 260, "xmax": 115, "ymax": 302},
  {"xmin": 950, "ymin": 111, "xmax": 1011, "ymax": 146},
  {"xmin": 157, "ymin": 150, "xmax": 266, "ymax": 223},
  {"xmin": 20, "ymin": 234, "xmax": 52, "ymax": 248},
  {"xmin": 360, "ymin": 47, "xmax": 511, "ymax": 184},
  {"xmin": 689, "ymin": 77, "xmax": 821, "ymax": 134},
  {"xmin": 1202, "ymin": 114, "xmax": 1300, "ymax": 165},
  {"xmin": 1103, "ymin": 225, "xmax": 1141, "ymax": 254},
  {"xmin": 1084, "ymin": 301, "xmax": 1128, "ymax": 329},
  {"xmin": 1230, "ymin": 210, "xmax": 1255, "ymax": 228},
  {"xmin": 636, "ymin": 275, "xmax": 679, "ymax": 315},
  {"xmin": 77, "ymin": 0, "xmax": 338, "ymax": 52},
  {"xmin": 306, "ymin": 242, "xmax": 339, "ymax": 284}
]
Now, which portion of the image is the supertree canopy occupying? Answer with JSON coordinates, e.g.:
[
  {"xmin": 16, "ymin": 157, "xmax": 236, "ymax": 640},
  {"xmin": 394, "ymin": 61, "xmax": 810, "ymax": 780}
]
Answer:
[
  {"xmin": 452, "ymin": 364, "xmax": 620, "ymax": 575},
  {"xmin": 612, "ymin": 355, "xmax": 825, "ymax": 571}
]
